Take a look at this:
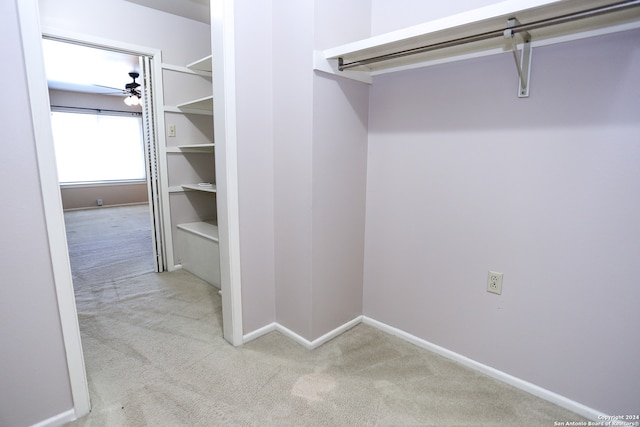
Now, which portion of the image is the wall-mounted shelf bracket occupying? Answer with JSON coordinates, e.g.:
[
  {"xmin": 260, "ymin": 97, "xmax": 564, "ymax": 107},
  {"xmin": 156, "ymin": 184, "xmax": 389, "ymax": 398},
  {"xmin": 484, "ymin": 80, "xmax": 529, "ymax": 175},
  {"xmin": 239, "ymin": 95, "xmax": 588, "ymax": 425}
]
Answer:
[
  {"xmin": 504, "ymin": 18, "xmax": 532, "ymax": 98},
  {"xmin": 313, "ymin": 50, "xmax": 372, "ymax": 84}
]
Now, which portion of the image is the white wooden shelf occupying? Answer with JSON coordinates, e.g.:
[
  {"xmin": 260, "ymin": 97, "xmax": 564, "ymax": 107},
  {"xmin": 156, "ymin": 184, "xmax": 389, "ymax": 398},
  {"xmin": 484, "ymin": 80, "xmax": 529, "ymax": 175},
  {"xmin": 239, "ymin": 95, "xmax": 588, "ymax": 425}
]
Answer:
[
  {"xmin": 314, "ymin": 0, "xmax": 640, "ymax": 84},
  {"xmin": 182, "ymin": 183, "xmax": 217, "ymax": 193},
  {"xmin": 177, "ymin": 220, "xmax": 219, "ymax": 242},
  {"xmin": 165, "ymin": 143, "xmax": 215, "ymax": 153},
  {"xmin": 164, "ymin": 96, "xmax": 213, "ymax": 115},
  {"xmin": 177, "ymin": 95, "xmax": 213, "ymax": 110},
  {"xmin": 164, "ymin": 95, "xmax": 214, "ymax": 115},
  {"xmin": 168, "ymin": 183, "xmax": 217, "ymax": 193},
  {"xmin": 164, "ymin": 106, "xmax": 213, "ymax": 115},
  {"xmin": 187, "ymin": 55, "xmax": 212, "ymax": 72},
  {"xmin": 162, "ymin": 57, "xmax": 211, "ymax": 77}
]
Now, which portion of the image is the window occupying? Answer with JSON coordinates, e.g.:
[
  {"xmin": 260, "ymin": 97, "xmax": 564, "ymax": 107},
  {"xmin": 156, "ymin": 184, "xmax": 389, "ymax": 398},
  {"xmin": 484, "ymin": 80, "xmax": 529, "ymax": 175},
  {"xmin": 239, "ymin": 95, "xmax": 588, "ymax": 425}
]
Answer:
[{"xmin": 50, "ymin": 110, "xmax": 146, "ymax": 184}]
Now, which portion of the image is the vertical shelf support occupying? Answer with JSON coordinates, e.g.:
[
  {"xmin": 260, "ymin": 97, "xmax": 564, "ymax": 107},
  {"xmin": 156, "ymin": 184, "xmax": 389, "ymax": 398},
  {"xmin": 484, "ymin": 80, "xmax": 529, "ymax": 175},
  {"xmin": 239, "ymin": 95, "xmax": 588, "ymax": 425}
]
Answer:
[{"xmin": 505, "ymin": 18, "xmax": 532, "ymax": 98}]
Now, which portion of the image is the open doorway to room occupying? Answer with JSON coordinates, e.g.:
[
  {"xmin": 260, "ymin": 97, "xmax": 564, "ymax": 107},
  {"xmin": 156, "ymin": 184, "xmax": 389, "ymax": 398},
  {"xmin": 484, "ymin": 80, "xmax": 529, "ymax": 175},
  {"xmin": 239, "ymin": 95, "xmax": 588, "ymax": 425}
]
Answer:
[
  {"xmin": 38, "ymin": 35, "xmax": 224, "ymax": 414},
  {"xmin": 42, "ymin": 38, "xmax": 164, "ymax": 281}
]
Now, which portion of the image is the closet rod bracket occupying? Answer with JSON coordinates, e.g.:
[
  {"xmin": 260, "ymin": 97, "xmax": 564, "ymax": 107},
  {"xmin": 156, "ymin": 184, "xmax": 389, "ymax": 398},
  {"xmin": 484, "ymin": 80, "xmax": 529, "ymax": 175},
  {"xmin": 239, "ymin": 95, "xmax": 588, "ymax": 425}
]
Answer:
[{"xmin": 505, "ymin": 18, "xmax": 532, "ymax": 98}]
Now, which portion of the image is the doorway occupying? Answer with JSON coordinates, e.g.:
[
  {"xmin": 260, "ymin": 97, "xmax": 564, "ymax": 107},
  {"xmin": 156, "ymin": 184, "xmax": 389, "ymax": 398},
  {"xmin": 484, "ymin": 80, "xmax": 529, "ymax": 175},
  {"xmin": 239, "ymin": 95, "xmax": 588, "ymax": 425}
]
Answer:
[{"xmin": 42, "ymin": 38, "xmax": 165, "ymax": 273}]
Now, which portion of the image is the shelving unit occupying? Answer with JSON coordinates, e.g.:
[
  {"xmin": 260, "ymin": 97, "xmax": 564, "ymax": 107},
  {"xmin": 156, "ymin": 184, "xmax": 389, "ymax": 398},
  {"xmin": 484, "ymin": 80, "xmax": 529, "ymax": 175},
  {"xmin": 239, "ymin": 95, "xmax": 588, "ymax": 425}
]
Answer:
[
  {"xmin": 314, "ymin": 0, "xmax": 640, "ymax": 92},
  {"xmin": 160, "ymin": 54, "xmax": 220, "ymax": 287}
]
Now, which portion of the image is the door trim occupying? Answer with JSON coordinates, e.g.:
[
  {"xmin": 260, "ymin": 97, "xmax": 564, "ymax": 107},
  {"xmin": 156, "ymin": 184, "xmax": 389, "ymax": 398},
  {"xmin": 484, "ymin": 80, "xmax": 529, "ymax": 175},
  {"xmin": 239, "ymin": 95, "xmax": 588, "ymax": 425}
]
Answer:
[
  {"xmin": 16, "ymin": 0, "xmax": 92, "ymax": 418},
  {"xmin": 28, "ymin": 21, "xmax": 165, "ymax": 421},
  {"xmin": 211, "ymin": 0, "xmax": 244, "ymax": 346}
]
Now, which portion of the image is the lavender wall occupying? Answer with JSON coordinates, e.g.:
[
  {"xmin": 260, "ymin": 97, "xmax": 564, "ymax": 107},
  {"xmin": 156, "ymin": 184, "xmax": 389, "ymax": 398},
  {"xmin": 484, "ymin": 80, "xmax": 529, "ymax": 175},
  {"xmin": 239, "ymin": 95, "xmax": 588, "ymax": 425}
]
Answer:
[
  {"xmin": 0, "ymin": 1, "xmax": 74, "ymax": 425},
  {"xmin": 310, "ymin": 0, "xmax": 370, "ymax": 339},
  {"xmin": 234, "ymin": 0, "xmax": 276, "ymax": 333},
  {"xmin": 268, "ymin": 0, "xmax": 370, "ymax": 340},
  {"xmin": 363, "ymin": 28, "xmax": 640, "ymax": 415},
  {"xmin": 272, "ymin": 0, "xmax": 315, "ymax": 338},
  {"xmin": 311, "ymin": 74, "xmax": 369, "ymax": 338}
]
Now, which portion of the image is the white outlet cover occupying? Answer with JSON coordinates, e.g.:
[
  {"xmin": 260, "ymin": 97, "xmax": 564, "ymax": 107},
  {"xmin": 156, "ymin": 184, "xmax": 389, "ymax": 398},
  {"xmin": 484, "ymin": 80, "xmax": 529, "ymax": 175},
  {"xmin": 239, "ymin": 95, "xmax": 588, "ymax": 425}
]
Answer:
[{"xmin": 487, "ymin": 271, "xmax": 503, "ymax": 295}]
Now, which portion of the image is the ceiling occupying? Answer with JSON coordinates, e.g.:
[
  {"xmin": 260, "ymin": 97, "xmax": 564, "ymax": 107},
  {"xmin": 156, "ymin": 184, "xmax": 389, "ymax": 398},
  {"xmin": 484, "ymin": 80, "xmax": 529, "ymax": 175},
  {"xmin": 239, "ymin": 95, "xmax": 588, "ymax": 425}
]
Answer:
[
  {"xmin": 43, "ymin": 39, "xmax": 141, "ymax": 96},
  {"xmin": 124, "ymin": 0, "xmax": 210, "ymax": 24}
]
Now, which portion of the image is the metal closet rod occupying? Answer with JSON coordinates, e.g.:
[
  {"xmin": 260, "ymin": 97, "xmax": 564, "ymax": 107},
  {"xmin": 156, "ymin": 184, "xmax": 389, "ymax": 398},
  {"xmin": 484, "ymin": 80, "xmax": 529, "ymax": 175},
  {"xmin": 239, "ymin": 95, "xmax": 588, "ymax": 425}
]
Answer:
[
  {"xmin": 338, "ymin": 0, "xmax": 640, "ymax": 71},
  {"xmin": 50, "ymin": 105, "xmax": 142, "ymax": 116}
]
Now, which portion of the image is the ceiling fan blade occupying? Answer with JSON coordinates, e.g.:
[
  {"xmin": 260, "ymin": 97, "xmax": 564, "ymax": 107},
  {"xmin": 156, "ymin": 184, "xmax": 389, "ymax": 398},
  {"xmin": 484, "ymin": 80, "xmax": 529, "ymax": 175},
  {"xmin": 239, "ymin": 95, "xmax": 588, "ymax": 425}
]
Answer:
[{"xmin": 93, "ymin": 84, "xmax": 125, "ymax": 92}]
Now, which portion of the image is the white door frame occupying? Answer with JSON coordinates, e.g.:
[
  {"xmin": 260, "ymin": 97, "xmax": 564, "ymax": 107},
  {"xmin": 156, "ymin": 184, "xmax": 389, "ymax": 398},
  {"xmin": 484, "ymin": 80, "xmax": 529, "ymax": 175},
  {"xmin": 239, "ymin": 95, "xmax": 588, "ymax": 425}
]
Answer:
[
  {"xmin": 211, "ymin": 0, "xmax": 244, "ymax": 346},
  {"xmin": 36, "ymin": 25, "xmax": 166, "ymax": 420},
  {"xmin": 16, "ymin": 0, "xmax": 91, "ymax": 418}
]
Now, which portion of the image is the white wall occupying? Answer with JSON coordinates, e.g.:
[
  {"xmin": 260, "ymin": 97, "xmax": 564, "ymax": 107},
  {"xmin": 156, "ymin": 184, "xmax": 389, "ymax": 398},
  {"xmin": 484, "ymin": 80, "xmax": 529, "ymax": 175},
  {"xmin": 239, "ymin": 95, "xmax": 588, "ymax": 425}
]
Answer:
[
  {"xmin": 0, "ymin": 1, "xmax": 74, "ymax": 425},
  {"xmin": 363, "ymin": 18, "xmax": 640, "ymax": 417}
]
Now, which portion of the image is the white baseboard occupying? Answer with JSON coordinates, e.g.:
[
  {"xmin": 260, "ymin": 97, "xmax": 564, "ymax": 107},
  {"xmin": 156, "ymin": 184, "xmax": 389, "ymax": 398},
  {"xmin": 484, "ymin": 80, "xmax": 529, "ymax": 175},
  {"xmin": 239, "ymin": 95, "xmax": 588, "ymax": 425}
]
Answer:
[
  {"xmin": 31, "ymin": 408, "xmax": 77, "ymax": 427},
  {"xmin": 281, "ymin": 316, "xmax": 363, "ymax": 349},
  {"xmin": 272, "ymin": 323, "xmax": 314, "ymax": 349},
  {"xmin": 62, "ymin": 201, "xmax": 148, "ymax": 212},
  {"xmin": 361, "ymin": 316, "xmax": 607, "ymax": 422},
  {"xmin": 243, "ymin": 315, "xmax": 608, "ymax": 422},
  {"xmin": 243, "ymin": 322, "xmax": 277, "ymax": 344},
  {"xmin": 243, "ymin": 316, "xmax": 362, "ymax": 350}
]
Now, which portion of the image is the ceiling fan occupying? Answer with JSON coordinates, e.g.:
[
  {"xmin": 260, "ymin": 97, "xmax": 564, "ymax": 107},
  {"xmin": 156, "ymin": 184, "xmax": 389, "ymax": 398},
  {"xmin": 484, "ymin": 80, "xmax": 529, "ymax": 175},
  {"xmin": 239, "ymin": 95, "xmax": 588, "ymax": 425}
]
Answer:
[{"xmin": 94, "ymin": 72, "xmax": 142, "ymax": 106}]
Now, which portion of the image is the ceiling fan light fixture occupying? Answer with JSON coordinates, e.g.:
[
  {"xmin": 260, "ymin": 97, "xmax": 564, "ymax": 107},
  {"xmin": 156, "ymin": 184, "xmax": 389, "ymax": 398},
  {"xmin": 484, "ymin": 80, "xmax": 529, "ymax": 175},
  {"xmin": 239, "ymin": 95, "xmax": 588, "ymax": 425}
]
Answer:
[
  {"xmin": 123, "ymin": 72, "xmax": 142, "ymax": 106},
  {"xmin": 124, "ymin": 95, "xmax": 140, "ymax": 106}
]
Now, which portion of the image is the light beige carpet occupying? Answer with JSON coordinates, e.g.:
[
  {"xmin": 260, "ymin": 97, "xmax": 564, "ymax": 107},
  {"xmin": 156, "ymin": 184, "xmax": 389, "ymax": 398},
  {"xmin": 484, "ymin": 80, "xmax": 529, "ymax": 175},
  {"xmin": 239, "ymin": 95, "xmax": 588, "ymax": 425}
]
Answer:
[
  {"xmin": 64, "ymin": 206, "xmax": 589, "ymax": 426},
  {"xmin": 64, "ymin": 204, "xmax": 155, "ymax": 286}
]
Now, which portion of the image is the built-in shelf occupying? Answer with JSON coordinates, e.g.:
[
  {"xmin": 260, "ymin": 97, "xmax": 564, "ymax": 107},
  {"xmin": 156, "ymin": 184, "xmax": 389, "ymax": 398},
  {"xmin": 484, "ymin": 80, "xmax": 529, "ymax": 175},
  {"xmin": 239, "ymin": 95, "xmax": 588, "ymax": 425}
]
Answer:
[
  {"xmin": 314, "ymin": 0, "xmax": 640, "ymax": 85},
  {"xmin": 165, "ymin": 143, "xmax": 215, "ymax": 153},
  {"xmin": 164, "ymin": 96, "xmax": 213, "ymax": 115},
  {"xmin": 187, "ymin": 55, "xmax": 212, "ymax": 72},
  {"xmin": 162, "ymin": 58, "xmax": 211, "ymax": 77},
  {"xmin": 161, "ymin": 54, "xmax": 218, "ymax": 280},
  {"xmin": 181, "ymin": 183, "xmax": 217, "ymax": 193},
  {"xmin": 168, "ymin": 184, "xmax": 217, "ymax": 193},
  {"xmin": 177, "ymin": 220, "xmax": 219, "ymax": 242},
  {"xmin": 177, "ymin": 95, "xmax": 213, "ymax": 111}
]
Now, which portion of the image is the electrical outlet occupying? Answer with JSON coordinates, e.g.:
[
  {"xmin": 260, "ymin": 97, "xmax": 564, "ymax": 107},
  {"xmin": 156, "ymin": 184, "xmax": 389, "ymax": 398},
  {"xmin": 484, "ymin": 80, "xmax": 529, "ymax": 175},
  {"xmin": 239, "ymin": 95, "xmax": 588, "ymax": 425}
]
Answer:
[
  {"xmin": 97, "ymin": 199, "xmax": 103, "ymax": 206},
  {"xmin": 168, "ymin": 124, "xmax": 176, "ymax": 137},
  {"xmin": 487, "ymin": 271, "xmax": 503, "ymax": 295}
]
